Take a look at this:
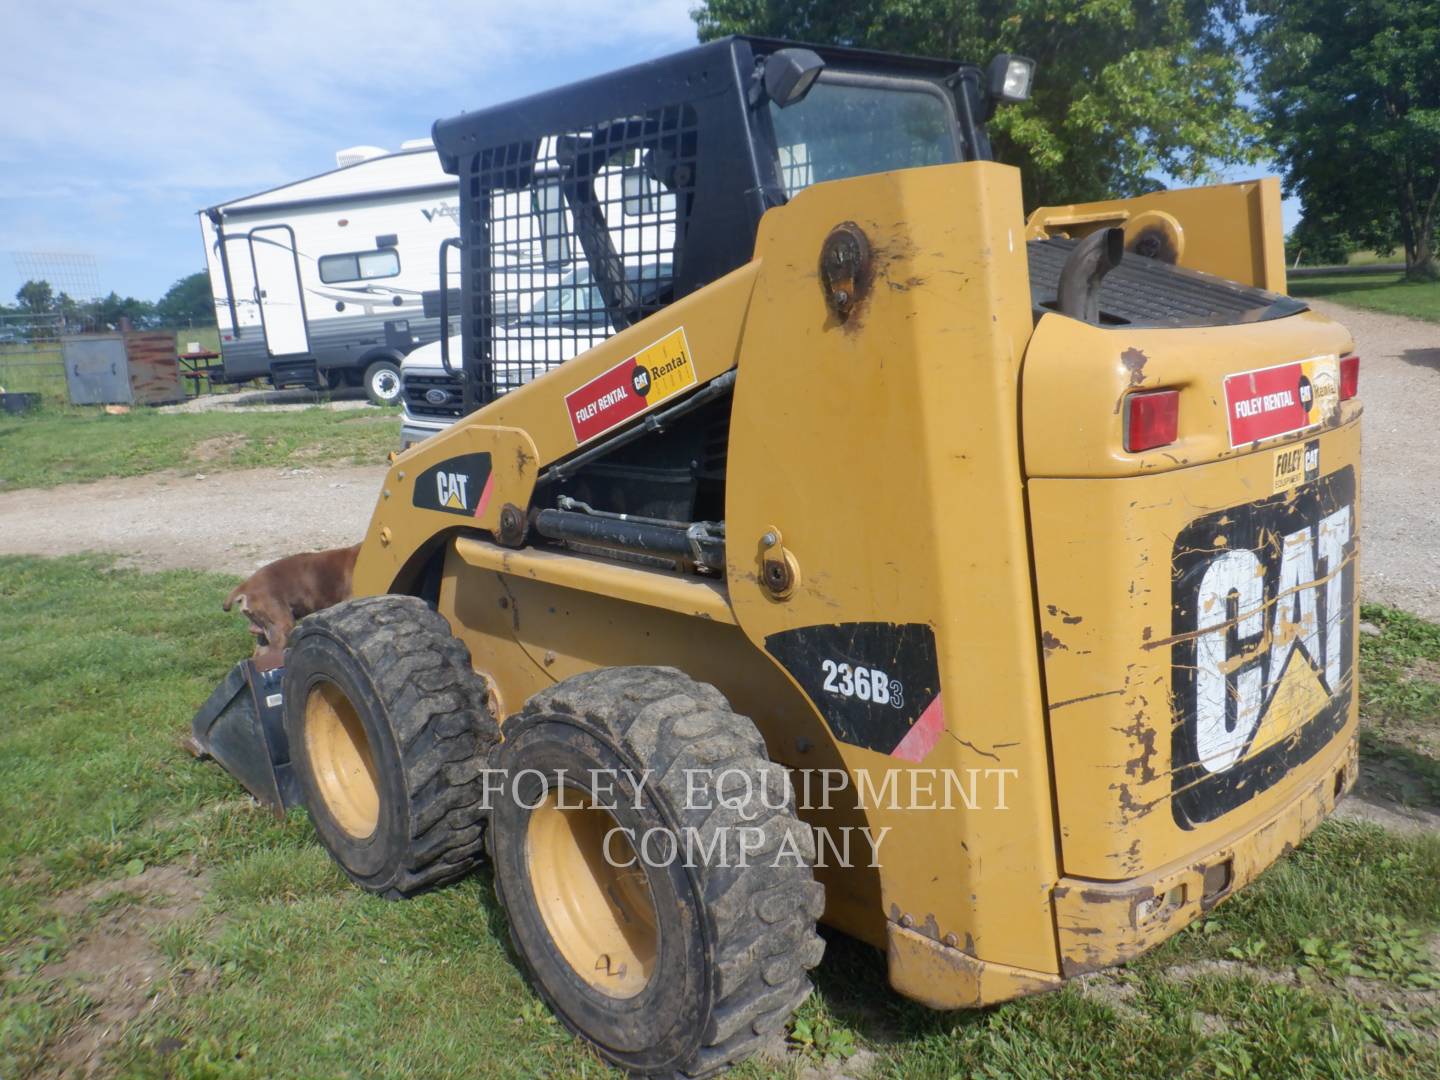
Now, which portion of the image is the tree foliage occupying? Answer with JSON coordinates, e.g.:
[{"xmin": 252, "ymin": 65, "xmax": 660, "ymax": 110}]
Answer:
[
  {"xmin": 15, "ymin": 279, "xmax": 54, "ymax": 313},
  {"xmin": 8, "ymin": 280, "xmax": 155, "ymax": 330},
  {"xmin": 692, "ymin": 0, "xmax": 1263, "ymax": 207},
  {"xmin": 154, "ymin": 271, "xmax": 216, "ymax": 327},
  {"xmin": 1247, "ymin": 0, "xmax": 1440, "ymax": 279}
]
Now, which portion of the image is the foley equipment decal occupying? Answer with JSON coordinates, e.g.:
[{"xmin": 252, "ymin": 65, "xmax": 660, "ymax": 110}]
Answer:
[
  {"xmin": 1224, "ymin": 355, "xmax": 1340, "ymax": 447},
  {"xmin": 412, "ymin": 452, "xmax": 495, "ymax": 518},
  {"xmin": 1170, "ymin": 467, "xmax": 1356, "ymax": 828},
  {"xmin": 764, "ymin": 623, "xmax": 944, "ymax": 763},
  {"xmin": 565, "ymin": 327, "xmax": 696, "ymax": 444},
  {"xmin": 1272, "ymin": 439, "xmax": 1320, "ymax": 494}
]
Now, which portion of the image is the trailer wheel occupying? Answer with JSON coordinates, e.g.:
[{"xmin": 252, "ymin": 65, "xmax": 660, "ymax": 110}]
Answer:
[
  {"xmin": 364, "ymin": 359, "xmax": 402, "ymax": 406},
  {"xmin": 283, "ymin": 595, "xmax": 499, "ymax": 898},
  {"xmin": 490, "ymin": 667, "xmax": 825, "ymax": 1078}
]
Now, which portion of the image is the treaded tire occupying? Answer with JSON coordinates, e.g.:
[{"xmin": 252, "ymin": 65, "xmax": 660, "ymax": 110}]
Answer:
[
  {"xmin": 490, "ymin": 666, "xmax": 825, "ymax": 1078},
  {"xmin": 283, "ymin": 595, "xmax": 499, "ymax": 898}
]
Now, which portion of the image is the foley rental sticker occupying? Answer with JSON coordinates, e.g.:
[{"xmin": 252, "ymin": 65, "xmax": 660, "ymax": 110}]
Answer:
[
  {"xmin": 565, "ymin": 327, "xmax": 697, "ymax": 444},
  {"xmin": 1223, "ymin": 355, "xmax": 1340, "ymax": 447}
]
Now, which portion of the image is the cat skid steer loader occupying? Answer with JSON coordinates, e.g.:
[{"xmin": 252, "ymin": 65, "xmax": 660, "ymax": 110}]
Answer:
[{"xmin": 190, "ymin": 36, "xmax": 1361, "ymax": 1077}]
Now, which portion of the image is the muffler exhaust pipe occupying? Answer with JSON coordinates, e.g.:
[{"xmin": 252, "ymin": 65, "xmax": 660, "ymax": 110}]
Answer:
[{"xmin": 1058, "ymin": 227, "xmax": 1125, "ymax": 324}]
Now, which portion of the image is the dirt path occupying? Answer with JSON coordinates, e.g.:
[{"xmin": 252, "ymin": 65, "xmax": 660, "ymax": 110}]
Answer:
[
  {"xmin": 0, "ymin": 463, "xmax": 385, "ymax": 575},
  {"xmin": 0, "ymin": 298, "xmax": 1435, "ymax": 611},
  {"xmin": 1305, "ymin": 299, "xmax": 1440, "ymax": 622}
]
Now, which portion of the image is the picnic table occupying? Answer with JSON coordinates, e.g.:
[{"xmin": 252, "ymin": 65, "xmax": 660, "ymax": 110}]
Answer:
[{"xmin": 178, "ymin": 349, "xmax": 222, "ymax": 395}]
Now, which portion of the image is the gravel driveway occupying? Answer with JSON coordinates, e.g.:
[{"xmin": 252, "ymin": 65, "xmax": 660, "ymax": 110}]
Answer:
[
  {"xmin": 1307, "ymin": 298, "xmax": 1440, "ymax": 621},
  {"xmin": 0, "ymin": 298, "xmax": 1435, "ymax": 616},
  {"xmin": 0, "ymin": 464, "xmax": 385, "ymax": 576}
]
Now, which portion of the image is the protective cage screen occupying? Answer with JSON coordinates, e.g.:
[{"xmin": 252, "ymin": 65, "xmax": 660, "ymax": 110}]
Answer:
[{"xmin": 462, "ymin": 104, "xmax": 698, "ymax": 404}]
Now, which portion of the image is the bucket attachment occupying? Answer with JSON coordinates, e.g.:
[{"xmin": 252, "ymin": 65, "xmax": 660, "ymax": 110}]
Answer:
[{"xmin": 187, "ymin": 660, "xmax": 302, "ymax": 813}]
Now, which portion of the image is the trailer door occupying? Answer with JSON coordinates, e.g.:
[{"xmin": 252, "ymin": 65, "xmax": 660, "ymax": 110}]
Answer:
[{"xmin": 248, "ymin": 226, "xmax": 310, "ymax": 357}]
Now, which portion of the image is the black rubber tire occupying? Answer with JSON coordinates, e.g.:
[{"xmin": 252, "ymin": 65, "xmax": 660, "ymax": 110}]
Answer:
[
  {"xmin": 363, "ymin": 359, "xmax": 401, "ymax": 406},
  {"xmin": 490, "ymin": 666, "xmax": 825, "ymax": 1078},
  {"xmin": 283, "ymin": 595, "xmax": 499, "ymax": 898}
]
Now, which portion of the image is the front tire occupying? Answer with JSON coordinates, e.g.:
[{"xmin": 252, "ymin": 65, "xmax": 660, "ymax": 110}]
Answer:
[
  {"xmin": 490, "ymin": 667, "xmax": 825, "ymax": 1078},
  {"xmin": 364, "ymin": 359, "xmax": 401, "ymax": 406},
  {"xmin": 283, "ymin": 595, "xmax": 499, "ymax": 898}
]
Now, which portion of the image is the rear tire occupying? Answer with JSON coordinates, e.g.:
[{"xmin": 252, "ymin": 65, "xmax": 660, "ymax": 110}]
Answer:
[
  {"xmin": 283, "ymin": 595, "xmax": 499, "ymax": 898},
  {"xmin": 489, "ymin": 666, "xmax": 825, "ymax": 1078},
  {"xmin": 364, "ymin": 359, "xmax": 401, "ymax": 406}
]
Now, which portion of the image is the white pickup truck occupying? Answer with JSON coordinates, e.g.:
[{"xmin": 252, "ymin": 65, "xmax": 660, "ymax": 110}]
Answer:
[{"xmin": 399, "ymin": 262, "xmax": 669, "ymax": 447}]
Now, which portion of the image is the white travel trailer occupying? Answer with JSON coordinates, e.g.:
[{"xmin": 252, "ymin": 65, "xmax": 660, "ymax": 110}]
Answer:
[{"xmin": 198, "ymin": 142, "xmax": 460, "ymax": 403}]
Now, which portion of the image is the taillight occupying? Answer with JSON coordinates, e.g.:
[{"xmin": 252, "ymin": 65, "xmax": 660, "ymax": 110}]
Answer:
[
  {"xmin": 1125, "ymin": 389, "xmax": 1179, "ymax": 452},
  {"xmin": 1339, "ymin": 354, "xmax": 1359, "ymax": 400}
]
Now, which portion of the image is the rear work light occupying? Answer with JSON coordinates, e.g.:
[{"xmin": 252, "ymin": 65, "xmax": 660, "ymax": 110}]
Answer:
[
  {"xmin": 1339, "ymin": 354, "xmax": 1359, "ymax": 400},
  {"xmin": 1124, "ymin": 389, "xmax": 1179, "ymax": 453}
]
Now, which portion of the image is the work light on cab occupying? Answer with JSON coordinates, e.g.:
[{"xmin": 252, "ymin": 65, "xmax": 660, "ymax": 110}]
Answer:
[{"xmin": 988, "ymin": 54, "xmax": 1035, "ymax": 103}]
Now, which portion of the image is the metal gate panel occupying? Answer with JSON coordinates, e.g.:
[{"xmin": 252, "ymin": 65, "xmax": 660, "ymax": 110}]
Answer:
[{"xmin": 62, "ymin": 335, "xmax": 131, "ymax": 405}]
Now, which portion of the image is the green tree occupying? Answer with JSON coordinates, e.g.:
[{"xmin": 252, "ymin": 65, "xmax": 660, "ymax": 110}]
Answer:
[
  {"xmin": 1285, "ymin": 216, "xmax": 1353, "ymax": 268},
  {"xmin": 92, "ymin": 292, "xmax": 156, "ymax": 330},
  {"xmin": 154, "ymin": 271, "xmax": 215, "ymax": 327},
  {"xmin": 692, "ymin": 0, "xmax": 1262, "ymax": 207},
  {"xmin": 15, "ymin": 279, "xmax": 54, "ymax": 313},
  {"xmin": 1248, "ymin": 0, "xmax": 1440, "ymax": 280}
]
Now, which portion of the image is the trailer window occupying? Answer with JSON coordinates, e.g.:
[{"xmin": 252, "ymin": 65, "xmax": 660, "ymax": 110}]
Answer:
[
  {"xmin": 318, "ymin": 248, "xmax": 401, "ymax": 284},
  {"xmin": 769, "ymin": 74, "xmax": 959, "ymax": 197}
]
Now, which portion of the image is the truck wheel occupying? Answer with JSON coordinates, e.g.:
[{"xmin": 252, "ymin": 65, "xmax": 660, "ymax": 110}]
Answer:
[
  {"xmin": 364, "ymin": 359, "xmax": 401, "ymax": 406},
  {"xmin": 283, "ymin": 595, "xmax": 499, "ymax": 898},
  {"xmin": 489, "ymin": 667, "xmax": 825, "ymax": 1078}
]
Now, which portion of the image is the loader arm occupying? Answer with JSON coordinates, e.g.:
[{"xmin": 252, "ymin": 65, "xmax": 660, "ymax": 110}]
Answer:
[{"xmin": 351, "ymin": 261, "xmax": 760, "ymax": 597}]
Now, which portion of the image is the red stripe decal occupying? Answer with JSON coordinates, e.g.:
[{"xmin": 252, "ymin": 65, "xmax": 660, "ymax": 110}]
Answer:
[
  {"xmin": 473, "ymin": 470, "xmax": 496, "ymax": 519},
  {"xmin": 891, "ymin": 693, "xmax": 944, "ymax": 763}
]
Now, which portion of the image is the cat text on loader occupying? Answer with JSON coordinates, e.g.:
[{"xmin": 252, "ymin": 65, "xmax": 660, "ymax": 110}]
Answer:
[{"xmin": 199, "ymin": 36, "xmax": 1362, "ymax": 1077}]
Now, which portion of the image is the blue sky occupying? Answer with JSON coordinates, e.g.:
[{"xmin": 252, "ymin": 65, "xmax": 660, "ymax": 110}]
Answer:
[
  {"xmin": 0, "ymin": 3, "xmax": 1299, "ymax": 304},
  {"xmin": 0, "ymin": 0, "xmax": 700, "ymax": 303}
]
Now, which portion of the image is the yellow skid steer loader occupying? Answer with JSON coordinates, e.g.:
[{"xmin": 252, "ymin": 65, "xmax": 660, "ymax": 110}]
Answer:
[{"xmin": 190, "ymin": 36, "xmax": 1362, "ymax": 1077}]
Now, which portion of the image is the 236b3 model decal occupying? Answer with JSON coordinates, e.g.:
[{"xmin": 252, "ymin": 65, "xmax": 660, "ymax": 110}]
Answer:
[
  {"xmin": 1170, "ymin": 467, "xmax": 1356, "ymax": 828},
  {"xmin": 765, "ymin": 623, "xmax": 941, "ymax": 762}
]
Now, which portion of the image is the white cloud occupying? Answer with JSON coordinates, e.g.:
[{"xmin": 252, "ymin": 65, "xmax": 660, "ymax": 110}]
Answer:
[{"xmin": 0, "ymin": 0, "xmax": 697, "ymax": 295}]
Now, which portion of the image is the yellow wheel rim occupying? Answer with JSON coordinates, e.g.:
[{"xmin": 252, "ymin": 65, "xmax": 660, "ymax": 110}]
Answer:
[
  {"xmin": 304, "ymin": 680, "xmax": 380, "ymax": 839},
  {"xmin": 526, "ymin": 789, "xmax": 658, "ymax": 998}
]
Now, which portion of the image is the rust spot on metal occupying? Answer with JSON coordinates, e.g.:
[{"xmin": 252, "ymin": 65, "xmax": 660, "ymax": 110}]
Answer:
[
  {"xmin": 1123, "ymin": 709, "xmax": 1159, "ymax": 783},
  {"xmin": 1045, "ymin": 604, "xmax": 1083, "ymax": 624},
  {"xmin": 1121, "ymin": 347, "xmax": 1149, "ymax": 386},
  {"xmin": 819, "ymin": 221, "xmax": 873, "ymax": 326}
]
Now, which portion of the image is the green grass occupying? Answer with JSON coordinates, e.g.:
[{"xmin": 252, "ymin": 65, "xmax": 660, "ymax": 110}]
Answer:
[
  {"xmin": 1289, "ymin": 272, "xmax": 1440, "ymax": 322},
  {"xmin": 0, "ymin": 406, "xmax": 398, "ymax": 491},
  {"xmin": 0, "ymin": 342, "xmax": 65, "ymax": 404},
  {"xmin": 1, "ymin": 555, "xmax": 1438, "ymax": 1078}
]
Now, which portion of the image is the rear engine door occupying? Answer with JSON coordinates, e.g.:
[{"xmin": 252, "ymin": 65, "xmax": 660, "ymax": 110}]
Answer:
[{"xmin": 1022, "ymin": 310, "xmax": 1360, "ymax": 879}]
